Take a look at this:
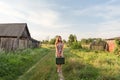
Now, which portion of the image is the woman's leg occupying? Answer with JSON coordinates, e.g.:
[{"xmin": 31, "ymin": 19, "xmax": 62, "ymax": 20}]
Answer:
[
  {"xmin": 57, "ymin": 64, "xmax": 62, "ymax": 72},
  {"xmin": 56, "ymin": 53, "xmax": 62, "ymax": 72},
  {"xmin": 59, "ymin": 64, "xmax": 62, "ymax": 72}
]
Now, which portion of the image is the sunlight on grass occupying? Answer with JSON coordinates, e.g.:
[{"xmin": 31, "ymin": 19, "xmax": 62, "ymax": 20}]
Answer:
[
  {"xmin": 65, "ymin": 49, "xmax": 120, "ymax": 80},
  {"xmin": 1, "ymin": 45, "xmax": 120, "ymax": 80}
]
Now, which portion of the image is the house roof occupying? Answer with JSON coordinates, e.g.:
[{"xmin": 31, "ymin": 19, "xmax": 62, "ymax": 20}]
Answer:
[
  {"xmin": 30, "ymin": 38, "xmax": 40, "ymax": 43},
  {"xmin": 0, "ymin": 23, "xmax": 31, "ymax": 38},
  {"xmin": 106, "ymin": 37, "xmax": 120, "ymax": 40}
]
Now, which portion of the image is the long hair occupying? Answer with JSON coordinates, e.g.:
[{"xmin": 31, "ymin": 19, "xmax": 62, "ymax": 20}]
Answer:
[{"xmin": 55, "ymin": 36, "xmax": 62, "ymax": 45}]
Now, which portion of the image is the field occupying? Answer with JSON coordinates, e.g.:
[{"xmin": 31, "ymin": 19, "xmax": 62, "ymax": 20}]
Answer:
[
  {"xmin": 0, "ymin": 45, "xmax": 120, "ymax": 80},
  {"xmin": 0, "ymin": 48, "xmax": 50, "ymax": 80}
]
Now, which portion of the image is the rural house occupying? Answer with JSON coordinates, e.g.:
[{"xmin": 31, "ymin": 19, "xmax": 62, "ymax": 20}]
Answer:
[
  {"xmin": 106, "ymin": 37, "xmax": 120, "ymax": 52},
  {"xmin": 0, "ymin": 23, "xmax": 40, "ymax": 51},
  {"xmin": 90, "ymin": 40, "xmax": 108, "ymax": 51}
]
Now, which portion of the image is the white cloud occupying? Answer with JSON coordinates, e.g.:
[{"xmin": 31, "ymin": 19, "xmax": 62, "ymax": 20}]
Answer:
[
  {"xmin": 73, "ymin": 0, "xmax": 120, "ymax": 20},
  {"xmin": 27, "ymin": 9, "xmax": 60, "ymax": 28},
  {"xmin": 0, "ymin": 0, "xmax": 67, "ymax": 28},
  {"xmin": 0, "ymin": 1, "xmax": 25, "ymax": 20},
  {"xmin": 0, "ymin": 0, "xmax": 120, "ymax": 40},
  {"xmin": 71, "ymin": 0, "xmax": 120, "ymax": 39}
]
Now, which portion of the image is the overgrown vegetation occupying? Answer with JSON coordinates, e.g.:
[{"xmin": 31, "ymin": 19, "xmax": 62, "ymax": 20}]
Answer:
[
  {"xmin": 0, "ymin": 48, "xmax": 49, "ymax": 80},
  {"xmin": 70, "ymin": 41, "xmax": 82, "ymax": 49},
  {"xmin": 12, "ymin": 46, "xmax": 120, "ymax": 80},
  {"xmin": 17, "ymin": 47, "xmax": 58, "ymax": 80},
  {"xmin": 1, "ymin": 33, "xmax": 120, "ymax": 80},
  {"xmin": 63, "ymin": 48, "xmax": 120, "ymax": 80},
  {"xmin": 114, "ymin": 39, "xmax": 120, "ymax": 55}
]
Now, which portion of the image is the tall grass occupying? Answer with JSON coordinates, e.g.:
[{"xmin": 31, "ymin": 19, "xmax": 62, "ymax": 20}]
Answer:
[
  {"xmin": 17, "ymin": 48, "xmax": 58, "ymax": 80},
  {"xmin": 0, "ymin": 48, "xmax": 49, "ymax": 80},
  {"xmin": 1, "ymin": 45, "xmax": 120, "ymax": 80},
  {"xmin": 63, "ymin": 48, "xmax": 120, "ymax": 80}
]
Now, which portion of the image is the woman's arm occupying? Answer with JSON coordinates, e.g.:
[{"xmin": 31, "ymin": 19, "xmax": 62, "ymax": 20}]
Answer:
[
  {"xmin": 61, "ymin": 43, "xmax": 64, "ymax": 57},
  {"xmin": 55, "ymin": 44, "xmax": 58, "ymax": 57}
]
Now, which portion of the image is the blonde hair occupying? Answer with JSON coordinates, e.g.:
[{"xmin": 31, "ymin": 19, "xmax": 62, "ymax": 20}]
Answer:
[{"xmin": 55, "ymin": 36, "xmax": 62, "ymax": 45}]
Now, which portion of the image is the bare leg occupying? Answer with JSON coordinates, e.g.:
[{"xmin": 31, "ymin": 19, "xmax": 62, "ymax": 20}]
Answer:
[
  {"xmin": 57, "ymin": 53, "xmax": 62, "ymax": 72},
  {"xmin": 59, "ymin": 64, "xmax": 62, "ymax": 72},
  {"xmin": 57, "ymin": 64, "xmax": 62, "ymax": 72},
  {"xmin": 57, "ymin": 65, "xmax": 59, "ymax": 72}
]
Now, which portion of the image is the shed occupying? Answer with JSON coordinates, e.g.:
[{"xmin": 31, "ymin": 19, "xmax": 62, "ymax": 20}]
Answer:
[
  {"xmin": 0, "ymin": 23, "xmax": 39, "ymax": 51},
  {"xmin": 90, "ymin": 40, "xmax": 108, "ymax": 51},
  {"xmin": 106, "ymin": 37, "xmax": 120, "ymax": 52},
  {"xmin": 30, "ymin": 38, "xmax": 40, "ymax": 48}
]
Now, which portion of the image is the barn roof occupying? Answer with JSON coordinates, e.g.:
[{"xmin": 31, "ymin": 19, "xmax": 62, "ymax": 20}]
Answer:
[
  {"xmin": 30, "ymin": 38, "xmax": 40, "ymax": 43},
  {"xmin": 0, "ymin": 23, "xmax": 31, "ymax": 38},
  {"xmin": 106, "ymin": 37, "xmax": 120, "ymax": 40}
]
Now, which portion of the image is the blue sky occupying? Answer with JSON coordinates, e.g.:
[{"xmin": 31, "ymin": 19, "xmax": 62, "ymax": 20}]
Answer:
[{"xmin": 0, "ymin": 0, "xmax": 120, "ymax": 40}]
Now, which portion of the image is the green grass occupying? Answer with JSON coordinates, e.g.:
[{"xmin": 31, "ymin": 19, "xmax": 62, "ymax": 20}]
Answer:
[
  {"xmin": 63, "ymin": 49, "xmax": 120, "ymax": 80},
  {"xmin": 1, "ymin": 46, "xmax": 120, "ymax": 80},
  {"xmin": 0, "ymin": 48, "xmax": 49, "ymax": 80},
  {"xmin": 17, "ymin": 48, "xmax": 58, "ymax": 80}
]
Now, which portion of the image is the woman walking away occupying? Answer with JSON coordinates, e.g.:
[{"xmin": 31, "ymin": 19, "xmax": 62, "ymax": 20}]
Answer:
[{"xmin": 55, "ymin": 36, "xmax": 64, "ymax": 73}]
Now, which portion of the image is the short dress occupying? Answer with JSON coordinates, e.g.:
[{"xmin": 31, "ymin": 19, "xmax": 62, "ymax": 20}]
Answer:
[{"xmin": 56, "ymin": 43, "xmax": 63, "ymax": 57}]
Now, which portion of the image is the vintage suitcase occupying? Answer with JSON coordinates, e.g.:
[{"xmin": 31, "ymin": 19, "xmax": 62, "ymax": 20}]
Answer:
[{"xmin": 56, "ymin": 57, "xmax": 65, "ymax": 64}]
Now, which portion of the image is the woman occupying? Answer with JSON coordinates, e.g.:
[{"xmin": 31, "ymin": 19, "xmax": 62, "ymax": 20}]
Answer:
[{"xmin": 55, "ymin": 36, "xmax": 64, "ymax": 73}]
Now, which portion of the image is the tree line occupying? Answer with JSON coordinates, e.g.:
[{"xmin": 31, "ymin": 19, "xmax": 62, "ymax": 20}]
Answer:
[{"xmin": 42, "ymin": 34, "xmax": 108, "ymax": 50}]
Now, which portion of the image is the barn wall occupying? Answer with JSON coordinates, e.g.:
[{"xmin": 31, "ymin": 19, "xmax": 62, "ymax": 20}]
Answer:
[
  {"xmin": 90, "ymin": 45, "xmax": 105, "ymax": 51},
  {"xmin": 28, "ymin": 40, "xmax": 33, "ymax": 48},
  {"xmin": 0, "ymin": 37, "xmax": 40, "ymax": 51},
  {"xmin": 21, "ymin": 28, "xmax": 30, "ymax": 38},
  {"xmin": 0, "ymin": 38, "xmax": 1, "ymax": 51},
  {"xmin": 19, "ymin": 38, "xmax": 31, "ymax": 49},
  {"xmin": 0, "ymin": 37, "xmax": 19, "ymax": 51},
  {"xmin": 106, "ymin": 40, "xmax": 116, "ymax": 52},
  {"xmin": 32, "ymin": 42, "xmax": 39, "ymax": 48}
]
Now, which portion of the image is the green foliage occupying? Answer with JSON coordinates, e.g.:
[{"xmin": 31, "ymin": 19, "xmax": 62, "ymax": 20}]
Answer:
[
  {"xmin": 70, "ymin": 41, "xmax": 82, "ymax": 49},
  {"xmin": 81, "ymin": 38, "xmax": 93, "ymax": 45},
  {"xmin": 63, "ymin": 39, "xmax": 67, "ymax": 43},
  {"xmin": 17, "ymin": 47, "xmax": 58, "ymax": 80},
  {"xmin": 68, "ymin": 34, "xmax": 77, "ymax": 46},
  {"xmin": 49, "ymin": 38, "xmax": 56, "ymax": 44},
  {"xmin": 116, "ymin": 39, "xmax": 120, "ymax": 47},
  {"xmin": 0, "ymin": 48, "xmax": 49, "ymax": 80},
  {"xmin": 42, "ymin": 40, "xmax": 49, "ymax": 44},
  {"xmin": 11, "ymin": 46, "xmax": 120, "ymax": 80},
  {"xmin": 63, "ymin": 49, "xmax": 120, "ymax": 80},
  {"xmin": 114, "ymin": 39, "xmax": 120, "ymax": 55}
]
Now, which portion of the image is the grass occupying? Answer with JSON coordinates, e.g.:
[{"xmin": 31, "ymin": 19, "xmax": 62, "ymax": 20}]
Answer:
[
  {"xmin": 0, "ymin": 48, "xmax": 49, "ymax": 80},
  {"xmin": 63, "ymin": 49, "xmax": 120, "ymax": 80},
  {"xmin": 17, "ymin": 48, "xmax": 58, "ymax": 80},
  {"xmin": 1, "ymin": 45, "xmax": 120, "ymax": 80}
]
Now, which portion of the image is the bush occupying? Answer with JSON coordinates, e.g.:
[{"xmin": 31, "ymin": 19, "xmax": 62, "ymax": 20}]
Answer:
[{"xmin": 70, "ymin": 41, "xmax": 82, "ymax": 49}]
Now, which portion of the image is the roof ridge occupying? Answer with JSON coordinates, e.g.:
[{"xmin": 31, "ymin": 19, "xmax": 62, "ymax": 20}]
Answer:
[{"xmin": 0, "ymin": 23, "xmax": 27, "ymax": 25}]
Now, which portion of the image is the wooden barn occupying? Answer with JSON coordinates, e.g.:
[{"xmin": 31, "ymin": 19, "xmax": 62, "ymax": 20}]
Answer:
[
  {"xmin": 0, "ymin": 23, "xmax": 39, "ymax": 51},
  {"xmin": 106, "ymin": 37, "xmax": 120, "ymax": 52},
  {"xmin": 90, "ymin": 40, "xmax": 108, "ymax": 51}
]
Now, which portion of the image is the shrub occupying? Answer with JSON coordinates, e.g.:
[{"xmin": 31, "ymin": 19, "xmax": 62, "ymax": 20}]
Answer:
[{"xmin": 70, "ymin": 41, "xmax": 82, "ymax": 49}]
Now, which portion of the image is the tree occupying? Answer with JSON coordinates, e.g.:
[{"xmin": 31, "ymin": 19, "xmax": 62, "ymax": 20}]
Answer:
[
  {"xmin": 42, "ymin": 40, "xmax": 49, "ymax": 44},
  {"xmin": 49, "ymin": 38, "xmax": 56, "ymax": 44},
  {"xmin": 70, "ymin": 41, "xmax": 82, "ymax": 49},
  {"xmin": 63, "ymin": 39, "xmax": 67, "ymax": 43},
  {"xmin": 49, "ymin": 35, "xmax": 59, "ymax": 44},
  {"xmin": 68, "ymin": 34, "xmax": 77, "ymax": 46}
]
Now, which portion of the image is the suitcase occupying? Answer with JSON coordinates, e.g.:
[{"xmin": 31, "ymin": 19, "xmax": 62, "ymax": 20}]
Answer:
[{"xmin": 56, "ymin": 57, "xmax": 65, "ymax": 64}]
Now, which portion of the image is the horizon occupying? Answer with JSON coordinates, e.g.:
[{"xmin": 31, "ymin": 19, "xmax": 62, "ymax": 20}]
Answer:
[{"xmin": 0, "ymin": 0, "xmax": 120, "ymax": 40}]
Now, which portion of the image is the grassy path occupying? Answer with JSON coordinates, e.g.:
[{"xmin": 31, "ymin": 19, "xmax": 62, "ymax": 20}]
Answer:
[
  {"xmin": 17, "ymin": 48, "xmax": 58, "ymax": 80},
  {"xmin": 17, "ymin": 47, "xmax": 120, "ymax": 80}
]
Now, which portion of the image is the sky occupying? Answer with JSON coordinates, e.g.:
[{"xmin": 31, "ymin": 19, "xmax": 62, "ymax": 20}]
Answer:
[{"xmin": 0, "ymin": 0, "xmax": 120, "ymax": 41}]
